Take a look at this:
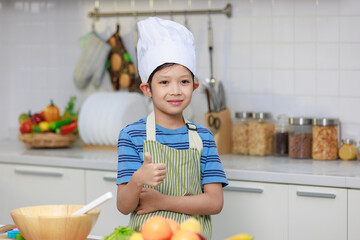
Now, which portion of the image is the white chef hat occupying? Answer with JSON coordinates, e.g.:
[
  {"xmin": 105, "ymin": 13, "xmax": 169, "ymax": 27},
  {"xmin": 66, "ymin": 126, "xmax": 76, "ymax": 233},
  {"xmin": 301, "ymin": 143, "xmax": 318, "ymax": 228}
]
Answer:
[{"xmin": 137, "ymin": 17, "xmax": 196, "ymax": 83}]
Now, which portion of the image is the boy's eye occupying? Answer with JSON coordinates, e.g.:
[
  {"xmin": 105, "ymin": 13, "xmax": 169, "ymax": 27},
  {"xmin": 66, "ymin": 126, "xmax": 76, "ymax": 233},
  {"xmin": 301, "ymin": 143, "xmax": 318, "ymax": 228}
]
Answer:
[
  {"xmin": 159, "ymin": 80, "xmax": 168, "ymax": 84},
  {"xmin": 181, "ymin": 80, "xmax": 191, "ymax": 84}
]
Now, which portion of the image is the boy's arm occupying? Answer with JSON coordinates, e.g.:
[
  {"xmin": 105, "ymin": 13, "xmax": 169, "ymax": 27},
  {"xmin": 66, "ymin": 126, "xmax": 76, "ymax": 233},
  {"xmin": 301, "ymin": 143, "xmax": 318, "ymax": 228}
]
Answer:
[
  {"xmin": 136, "ymin": 183, "xmax": 224, "ymax": 215},
  {"xmin": 117, "ymin": 152, "xmax": 167, "ymax": 215}
]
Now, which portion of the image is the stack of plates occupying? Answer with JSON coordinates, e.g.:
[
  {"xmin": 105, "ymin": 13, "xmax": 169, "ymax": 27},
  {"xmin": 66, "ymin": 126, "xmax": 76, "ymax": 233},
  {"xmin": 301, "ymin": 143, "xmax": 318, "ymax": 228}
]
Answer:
[{"xmin": 78, "ymin": 92, "xmax": 148, "ymax": 146}]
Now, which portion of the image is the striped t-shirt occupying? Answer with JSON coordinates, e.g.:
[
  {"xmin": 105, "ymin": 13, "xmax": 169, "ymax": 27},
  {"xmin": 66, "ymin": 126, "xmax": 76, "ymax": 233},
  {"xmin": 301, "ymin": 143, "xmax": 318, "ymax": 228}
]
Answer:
[{"xmin": 117, "ymin": 117, "xmax": 228, "ymax": 191}]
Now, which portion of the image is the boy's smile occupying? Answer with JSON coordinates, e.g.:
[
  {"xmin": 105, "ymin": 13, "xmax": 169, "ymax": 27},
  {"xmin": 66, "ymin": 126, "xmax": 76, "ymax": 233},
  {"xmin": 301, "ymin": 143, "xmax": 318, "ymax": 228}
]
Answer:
[{"xmin": 140, "ymin": 64, "xmax": 199, "ymax": 127}]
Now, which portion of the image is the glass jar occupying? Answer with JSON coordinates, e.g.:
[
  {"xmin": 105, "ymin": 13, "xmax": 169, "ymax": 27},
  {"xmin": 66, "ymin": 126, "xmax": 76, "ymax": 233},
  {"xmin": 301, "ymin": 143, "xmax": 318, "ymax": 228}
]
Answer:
[
  {"xmin": 274, "ymin": 114, "xmax": 289, "ymax": 156},
  {"xmin": 248, "ymin": 112, "xmax": 275, "ymax": 156},
  {"xmin": 288, "ymin": 117, "xmax": 313, "ymax": 159},
  {"xmin": 339, "ymin": 139, "xmax": 357, "ymax": 160},
  {"xmin": 358, "ymin": 141, "xmax": 360, "ymax": 160},
  {"xmin": 232, "ymin": 112, "xmax": 252, "ymax": 155},
  {"xmin": 312, "ymin": 118, "xmax": 340, "ymax": 160}
]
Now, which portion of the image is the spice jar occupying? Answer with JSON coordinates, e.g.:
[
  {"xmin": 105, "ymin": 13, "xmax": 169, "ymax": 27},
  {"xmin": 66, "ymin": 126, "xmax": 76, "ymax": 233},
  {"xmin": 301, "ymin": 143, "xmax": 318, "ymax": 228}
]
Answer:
[
  {"xmin": 289, "ymin": 117, "xmax": 313, "ymax": 159},
  {"xmin": 274, "ymin": 114, "xmax": 289, "ymax": 156},
  {"xmin": 312, "ymin": 118, "xmax": 339, "ymax": 160},
  {"xmin": 248, "ymin": 112, "xmax": 275, "ymax": 156},
  {"xmin": 232, "ymin": 112, "xmax": 252, "ymax": 155},
  {"xmin": 339, "ymin": 139, "xmax": 357, "ymax": 160}
]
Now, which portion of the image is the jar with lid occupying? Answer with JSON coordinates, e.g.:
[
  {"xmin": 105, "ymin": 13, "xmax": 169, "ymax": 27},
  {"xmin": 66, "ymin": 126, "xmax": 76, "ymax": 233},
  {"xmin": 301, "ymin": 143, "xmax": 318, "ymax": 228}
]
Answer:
[
  {"xmin": 289, "ymin": 117, "xmax": 313, "ymax": 159},
  {"xmin": 357, "ymin": 141, "xmax": 360, "ymax": 160},
  {"xmin": 312, "ymin": 118, "xmax": 339, "ymax": 160},
  {"xmin": 232, "ymin": 112, "xmax": 252, "ymax": 155},
  {"xmin": 339, "ymin": 139, "xmax": 357, "ymax": 160},
  {"xmin": 248, "ymin": 112, "xmax": 275, "ymax": 156},
  {"xmin": 274, "ymin": 114, "xmax": 289, "ymax": 156}
]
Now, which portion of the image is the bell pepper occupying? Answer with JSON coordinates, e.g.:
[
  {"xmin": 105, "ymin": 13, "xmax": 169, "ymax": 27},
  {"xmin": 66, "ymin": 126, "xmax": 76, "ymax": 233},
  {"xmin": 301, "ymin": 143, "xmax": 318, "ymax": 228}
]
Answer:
[
  {"xmin": 44, "ymin": 100, "xmax": 60, "ymax": 122},
  {"xmin": 38, "ymin": 121, "xmax": 50, "ymax": 132},
  {"xmin": 60, "ymin": 121, "xmax": 78, "ymax": 135}
]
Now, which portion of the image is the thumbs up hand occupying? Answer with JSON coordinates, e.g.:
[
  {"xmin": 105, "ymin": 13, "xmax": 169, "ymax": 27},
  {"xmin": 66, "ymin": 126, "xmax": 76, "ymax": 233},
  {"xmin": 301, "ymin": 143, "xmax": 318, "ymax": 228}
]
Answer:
[{"xmin": 137, "ymin": 152, "xmax": 167, "ymax": 187}]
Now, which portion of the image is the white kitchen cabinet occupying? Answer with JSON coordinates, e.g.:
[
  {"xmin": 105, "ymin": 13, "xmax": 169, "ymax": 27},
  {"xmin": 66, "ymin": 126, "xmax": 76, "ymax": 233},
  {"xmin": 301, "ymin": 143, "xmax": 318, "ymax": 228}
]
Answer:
[
  {"xmin": 212, "ymin": 180, "xmax": 288, "ymax": 240},
  {"xmin": 348, "ymin": 189, "xmax": 360, "ymax": 240},
  {"xmin": 0, "ymin": 163, "xmax": 85, "ymax": 224},
  {"xmin": 85, "ymin": 170, "xmax": 130, "ymax": 236},
  {"xmin": 288, "ymin": 185, "xmax": 347, "ymax": 240}
]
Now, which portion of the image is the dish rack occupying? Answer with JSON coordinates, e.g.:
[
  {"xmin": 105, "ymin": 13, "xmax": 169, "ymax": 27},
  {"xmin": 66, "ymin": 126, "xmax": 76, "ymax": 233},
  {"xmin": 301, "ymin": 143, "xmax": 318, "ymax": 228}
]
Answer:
[{"xmin": 18, "ymin": 133, "xmax": 78, "ymax": 148}]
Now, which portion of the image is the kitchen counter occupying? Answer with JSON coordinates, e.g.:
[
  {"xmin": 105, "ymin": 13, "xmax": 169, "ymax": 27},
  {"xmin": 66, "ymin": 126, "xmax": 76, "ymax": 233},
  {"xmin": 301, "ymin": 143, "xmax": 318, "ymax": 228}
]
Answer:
[{"xmin": 1, "ymin": 139, "xmax": 360, "ymax": 189}]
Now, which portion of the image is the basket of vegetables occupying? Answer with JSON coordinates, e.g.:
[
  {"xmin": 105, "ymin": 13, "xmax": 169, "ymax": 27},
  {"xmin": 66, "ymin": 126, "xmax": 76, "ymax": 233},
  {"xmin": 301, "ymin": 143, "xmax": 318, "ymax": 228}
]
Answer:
[{"xmin": 18, "ymin": 97, "xmax": 79, "ymax": 148}]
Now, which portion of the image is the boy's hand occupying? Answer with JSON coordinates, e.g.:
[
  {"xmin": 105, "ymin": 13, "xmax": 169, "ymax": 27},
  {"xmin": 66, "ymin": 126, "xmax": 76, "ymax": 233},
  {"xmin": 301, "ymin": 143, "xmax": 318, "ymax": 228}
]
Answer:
[
  {"xmin": 136, "ymin": 152, "xmax": 167, "ymax": 187},
  {"xmin": 136, "ymin": 188, "xmax": 163, "ymax": 215}
]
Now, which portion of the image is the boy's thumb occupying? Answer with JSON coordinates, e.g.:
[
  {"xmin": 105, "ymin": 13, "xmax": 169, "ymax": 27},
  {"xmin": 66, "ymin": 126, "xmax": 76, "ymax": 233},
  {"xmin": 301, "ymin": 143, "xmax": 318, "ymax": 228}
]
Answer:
[{"xmin": 144, "ymin": 152, "xmax": 152, "ymax": 164}]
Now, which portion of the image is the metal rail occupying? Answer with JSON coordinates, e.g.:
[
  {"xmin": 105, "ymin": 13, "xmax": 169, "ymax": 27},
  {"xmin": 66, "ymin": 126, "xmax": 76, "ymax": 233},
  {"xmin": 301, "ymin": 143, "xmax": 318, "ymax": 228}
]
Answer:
[{"xmin": 88, "ymin": 3, "xmax": 232, "ymax": 21}]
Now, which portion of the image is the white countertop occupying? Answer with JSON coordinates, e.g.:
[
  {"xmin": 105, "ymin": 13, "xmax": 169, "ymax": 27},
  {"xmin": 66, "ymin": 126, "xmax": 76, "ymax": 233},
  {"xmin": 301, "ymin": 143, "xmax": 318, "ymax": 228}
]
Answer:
[{"xmin": 1, "ymin": 139, "xmax": 360, "ymax": 189}]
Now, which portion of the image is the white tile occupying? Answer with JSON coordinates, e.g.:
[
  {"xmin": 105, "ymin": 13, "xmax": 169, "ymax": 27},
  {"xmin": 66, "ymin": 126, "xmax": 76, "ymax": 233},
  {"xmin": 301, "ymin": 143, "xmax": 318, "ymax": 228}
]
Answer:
[
  {"xmin": 252, "ymin": 70, "xmax": 273, "ymax": 94},
  {"xmin": 233, "ymin": 0, "xmax": 253, "ymax": 17},
  {"xmin": 339, "ymin": 97, "xmax": 360, "ymax": 123},
  {"xmin": 340, "ymin": 0, "xmax": 360, "ymax": 15},
  {"xmin": 251, "ymin": 17, "xmax": 273, "ymax": 42},
  {"xmin": 251, "ymin": 0, "xmax": 273, "ymax": 17},
  {"xmin": 273, "ymin": 17, "xmax": 294, "ymax": 43},
  {"xmin": 230, "ymin": 17, "xmax": 251, "ymax": 43},
  {"xmin": 294, "ymin": 96, "xmax": 317, "ymax": 117},
  {"xmin": 295, "ymin": 0, "xmax": 317, "ymax": 16},
  {"xmin": 316, "ymin": 70, "xmax": 339, "ymax": 96},
  {"xmin": 227, "ymin": 93, "xmax": 273, "ymax": 113},
  {"xmin": 317, "ymin": 17, "xmax": 339, "ymax": 42},
  {"xmin": 316, "ymin": 0, "xmax": 339, "ymax": 16},
  {"xmin": 340, "ymin": 71, "xmax": 360, "ymax": 97},
  {"xmin": 340, "ymin": 44, "xmax": 360, "ymax": 70},
  {"xmin": 273, "ymin": 0, "xmax": 295, "ymax": 16},
  {"xmin": 316, "ymin": 97, "xmax": 340, "ymax": 118},
  {"xmin": 340, "ymin": 123, "xmax": 360, "ymax": 143},
  {"xmin": 273, "ymin": 70, "xmax": 294, "ymax": 95},
  {"xmin": 228, "ymin": 69, "xmax": 252, "ymax": 94},
  {"xmin": 274, "ymin": 44, "xmax": 294, "ymax": 69},
  {"xmin": 273, "ymin": 95, "xmax": 295, "ymax": 117},
  {"xmin": 229, "ymin": 44, "xmax": 251, "ymax": 68},
  {"xmin": 317, "ymin": 43, "xmax": 339, "ymax": 69},
  {"xmin": 340, "ymin": 17, "xmax": 360, "ymax": 42},
  {"xmin": 295, "ymin": 70, "xmax": 316, "ymax": 96},
  {"xmin": 252, "ymin": 44, "xmax": 273, "ymax": 68},
  {"xmin": 295, "ymin": 17, "xmax": 317, "ymax": 42},
  {"xmin": 295, "ymin": 43, "xmax": 316, "ymax": 69}
]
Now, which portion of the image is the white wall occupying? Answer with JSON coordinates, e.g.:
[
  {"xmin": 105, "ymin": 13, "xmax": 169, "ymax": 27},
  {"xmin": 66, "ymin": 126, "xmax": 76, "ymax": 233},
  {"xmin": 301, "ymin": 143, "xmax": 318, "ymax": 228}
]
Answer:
[{"xmin": 1, "ymin": 0, "xmax": 360, "ymax": 142}]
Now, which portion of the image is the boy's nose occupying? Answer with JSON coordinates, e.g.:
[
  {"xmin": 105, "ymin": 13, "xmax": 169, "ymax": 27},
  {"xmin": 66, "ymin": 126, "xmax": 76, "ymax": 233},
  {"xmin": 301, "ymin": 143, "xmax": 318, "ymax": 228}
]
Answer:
[{"xmin": 169, "ymin": 83, "xmax": 181, "ymax": 95}]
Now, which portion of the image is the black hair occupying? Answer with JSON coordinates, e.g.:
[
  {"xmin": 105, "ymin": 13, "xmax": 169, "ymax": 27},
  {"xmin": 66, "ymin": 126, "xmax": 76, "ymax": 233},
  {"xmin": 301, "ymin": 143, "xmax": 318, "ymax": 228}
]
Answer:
[{"xmin": 147, "ymin": 63, "xmax": 195, "ymax": 91}]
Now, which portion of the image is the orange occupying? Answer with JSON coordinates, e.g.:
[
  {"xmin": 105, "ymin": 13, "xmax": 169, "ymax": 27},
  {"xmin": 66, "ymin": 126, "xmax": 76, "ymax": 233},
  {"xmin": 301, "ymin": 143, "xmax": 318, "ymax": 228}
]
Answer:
[
  {"xmin": 171, "ymin": 230, "xmax": 200, "ymax": 240},
  {"xmin": 165, "ymin": 218, "xmax": 180, "ymax": 234},
  {"xmin": 141, "ymin": 216, "xmax": 172, "ymax": 240}
]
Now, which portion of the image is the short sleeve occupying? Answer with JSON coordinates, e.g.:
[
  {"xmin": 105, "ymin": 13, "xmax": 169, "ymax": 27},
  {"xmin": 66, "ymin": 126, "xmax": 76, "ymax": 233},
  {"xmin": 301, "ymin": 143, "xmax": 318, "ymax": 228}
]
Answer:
[
  {"xmin": 199, "ymin": 127, "xmax": 228, "ymax": 189},
  {"xmin": 117, "ymin": 129, "xmax": 143, "ymax": 185}
]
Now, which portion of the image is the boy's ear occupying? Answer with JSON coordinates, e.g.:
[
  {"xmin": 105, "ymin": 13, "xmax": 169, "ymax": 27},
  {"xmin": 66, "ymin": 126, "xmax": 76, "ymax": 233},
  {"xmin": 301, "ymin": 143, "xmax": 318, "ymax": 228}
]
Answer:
[
  {"xmin": 193, "ymin": 81, "xmax": 199, "ymax": 91},
  {"xmin": 140, "ymin": 83, "xmax": 152, "ymax": 97}
]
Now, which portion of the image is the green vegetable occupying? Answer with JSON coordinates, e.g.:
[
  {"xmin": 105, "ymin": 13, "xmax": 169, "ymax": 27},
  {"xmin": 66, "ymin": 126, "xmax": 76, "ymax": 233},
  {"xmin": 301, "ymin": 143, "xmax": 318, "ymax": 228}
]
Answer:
[
  {"xmin": 49, "ymin": 119, "xmax": 72, "ymax": 132},
  {"xmin": 102, "ymin": 226, "xmax": 134, "ymax": 240},
  {"xmin": 60, "ymin": 96, "xmax": 79, "ymax": 121},
  {"xmin": 16, "ymin": 232, "xmax": 25, "ymax": 240},
  {"xmin": 32, "ymin": 125, "xmax": 42, "ymax": 133}
]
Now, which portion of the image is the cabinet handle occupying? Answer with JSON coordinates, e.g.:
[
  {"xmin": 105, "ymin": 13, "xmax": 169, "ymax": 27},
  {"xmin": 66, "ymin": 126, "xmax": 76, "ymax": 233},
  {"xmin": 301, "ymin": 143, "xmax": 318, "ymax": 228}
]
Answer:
[
  {"xmin": 103, "ymin": 175, "xmax": 117, "ymax": 182},
  {"xmin": 14, "ymin": 167, "xmax": 63, "ymax": 177},
  {"xmin": 296, "ymin": 191, "xmax": 336, "ymax": 199},
  {"xmin": 224, "ymin": 186, "xmax": 263, "ymax": 193}
]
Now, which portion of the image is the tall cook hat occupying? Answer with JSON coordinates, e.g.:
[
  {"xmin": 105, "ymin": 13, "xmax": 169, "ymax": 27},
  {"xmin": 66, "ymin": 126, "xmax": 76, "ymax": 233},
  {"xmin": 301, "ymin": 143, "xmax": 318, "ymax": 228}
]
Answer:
[{"xmin": 137, "ymin": 17, "xmax": 196, "ymax": 83}]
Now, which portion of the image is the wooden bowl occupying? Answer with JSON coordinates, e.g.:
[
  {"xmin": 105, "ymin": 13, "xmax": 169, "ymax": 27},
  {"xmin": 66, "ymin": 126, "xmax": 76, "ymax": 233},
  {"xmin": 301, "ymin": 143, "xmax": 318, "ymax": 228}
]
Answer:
[{"xmin": 10, "ymin": 205, "xmax": 100, "ymax": 240}]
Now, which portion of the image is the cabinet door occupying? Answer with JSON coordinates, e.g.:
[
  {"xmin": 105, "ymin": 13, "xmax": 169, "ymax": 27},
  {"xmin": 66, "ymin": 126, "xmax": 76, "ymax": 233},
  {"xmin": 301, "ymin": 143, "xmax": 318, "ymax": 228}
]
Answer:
[
  {"xmin": 348, "ymin": 189, "xmax": 360, "ymax": 240},
  {"xmin": 0, "ymin": 163, "xmax": 85, "ymax": 224},
  {"xmin": 289, "ymin": 185, "xmax": 347, "ymax": 240},
  {"xmin": 212, "ymin": 181, "xmax": 288, "ymax": 240},
  {"xmin": 85, "ymin": 170, "xmax": 130, "ymax": 236}
]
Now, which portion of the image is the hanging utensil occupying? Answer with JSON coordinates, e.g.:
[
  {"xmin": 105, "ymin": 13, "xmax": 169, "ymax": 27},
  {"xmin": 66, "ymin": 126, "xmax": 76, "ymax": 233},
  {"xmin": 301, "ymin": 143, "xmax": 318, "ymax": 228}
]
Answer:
[{"xmin": 72, "ymin": 192, "xmax": 113, "ymax": 216}]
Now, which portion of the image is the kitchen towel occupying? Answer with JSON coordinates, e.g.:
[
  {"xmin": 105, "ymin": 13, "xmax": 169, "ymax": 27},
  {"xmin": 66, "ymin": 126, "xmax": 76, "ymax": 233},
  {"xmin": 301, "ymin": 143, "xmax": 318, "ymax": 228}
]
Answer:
[{"xmin": 73, "ymin": 32, "xmax": 111, "ymax": 89}]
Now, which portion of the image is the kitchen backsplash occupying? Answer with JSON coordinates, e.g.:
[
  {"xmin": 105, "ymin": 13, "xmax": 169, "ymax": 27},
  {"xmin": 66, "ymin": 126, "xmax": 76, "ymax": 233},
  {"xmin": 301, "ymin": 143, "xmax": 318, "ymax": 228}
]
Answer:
[{"xmin": 1, "ymin": 0, "xmax": 360, "ymax": 142}]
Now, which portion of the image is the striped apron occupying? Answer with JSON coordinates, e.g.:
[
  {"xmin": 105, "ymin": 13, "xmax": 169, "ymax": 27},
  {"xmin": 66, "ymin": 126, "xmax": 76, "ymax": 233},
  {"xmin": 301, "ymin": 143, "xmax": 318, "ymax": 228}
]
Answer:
[{"xmin": 129, "ymin": 112, "xmax": 212, "ymax": 239}]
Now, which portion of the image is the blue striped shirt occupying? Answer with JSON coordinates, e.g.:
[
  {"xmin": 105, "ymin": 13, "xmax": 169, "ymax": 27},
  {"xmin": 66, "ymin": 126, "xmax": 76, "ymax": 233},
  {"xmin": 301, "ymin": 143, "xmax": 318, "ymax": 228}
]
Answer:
[{"xmin": 117, "ymin": 117, "xmax": 228, "ymax": 191}]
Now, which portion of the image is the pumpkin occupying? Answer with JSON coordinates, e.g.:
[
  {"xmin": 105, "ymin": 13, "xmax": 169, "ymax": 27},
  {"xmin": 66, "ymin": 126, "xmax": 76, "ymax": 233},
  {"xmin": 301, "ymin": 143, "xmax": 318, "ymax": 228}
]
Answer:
[{"xmin": 44, "ymin": 100, "xmax": 60, "ymax": 122}]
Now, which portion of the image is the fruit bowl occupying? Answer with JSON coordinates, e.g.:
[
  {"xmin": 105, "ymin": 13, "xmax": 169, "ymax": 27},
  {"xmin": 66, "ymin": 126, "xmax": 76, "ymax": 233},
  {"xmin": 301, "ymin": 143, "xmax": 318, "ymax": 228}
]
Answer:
[
  {"xmin": 18, "ymin": 133, "xmax": 78, "ymax": 148},
  {"xmin": 10, "ymin": 205, "xmax": 100, "ymax": 240}
]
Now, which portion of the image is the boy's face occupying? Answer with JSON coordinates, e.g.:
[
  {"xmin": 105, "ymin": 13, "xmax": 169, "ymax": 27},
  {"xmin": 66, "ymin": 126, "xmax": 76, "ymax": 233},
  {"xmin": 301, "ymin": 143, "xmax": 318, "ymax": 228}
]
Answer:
[{"xmin": 140, "ymin": 64, "xmax": 199, "ymax": 117}]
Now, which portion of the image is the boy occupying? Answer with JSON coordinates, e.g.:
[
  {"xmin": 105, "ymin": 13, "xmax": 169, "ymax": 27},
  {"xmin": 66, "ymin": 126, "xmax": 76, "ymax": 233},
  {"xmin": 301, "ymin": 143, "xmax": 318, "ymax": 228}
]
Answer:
[{"xmin": 116, "ymin": 17, "xmax": 228, "ymax": 239}]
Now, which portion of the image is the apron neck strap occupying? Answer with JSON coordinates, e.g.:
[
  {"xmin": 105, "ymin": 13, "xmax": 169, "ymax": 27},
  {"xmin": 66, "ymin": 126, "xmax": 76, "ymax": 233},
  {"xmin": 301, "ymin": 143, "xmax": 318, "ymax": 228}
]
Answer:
[{"xmin": 146, "ymin": 112, "xmax": 203, "ymax": 154}]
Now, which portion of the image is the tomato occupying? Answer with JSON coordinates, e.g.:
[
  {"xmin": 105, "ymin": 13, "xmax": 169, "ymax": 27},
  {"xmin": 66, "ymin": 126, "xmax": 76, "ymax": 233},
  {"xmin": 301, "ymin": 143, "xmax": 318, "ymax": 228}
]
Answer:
[{"xmin": 19, "ymin": 121, "xmax": 33, "ymax": 134}]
